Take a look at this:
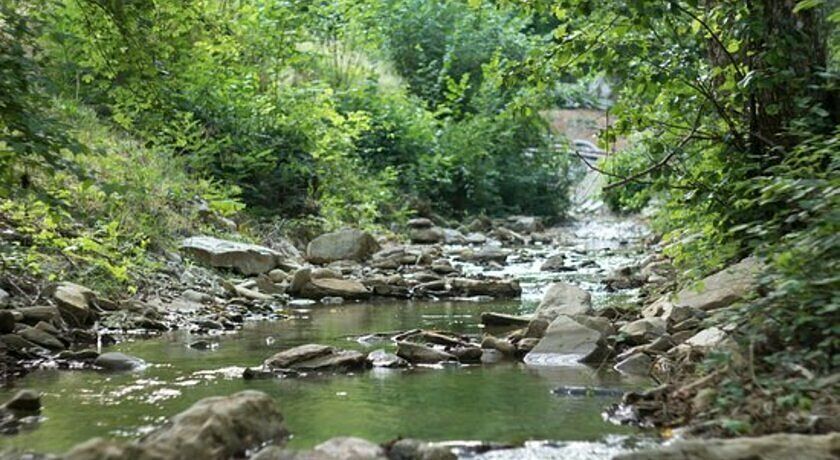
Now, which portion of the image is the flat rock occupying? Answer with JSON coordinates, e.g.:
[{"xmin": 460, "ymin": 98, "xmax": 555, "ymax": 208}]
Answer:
[
  {"xmin": 20, "ymin": 327, "xmax": 64, "ymax": 350},
  {"xmin": 265, "ymin": 344, "xmax": 334, "ymax": 369},
  {"xmin": 614, "ymin": 433, "xmax": 840, "ymax": 460},
  {"xmin": 396, "ymin": 342, "xmax": 456, "ymax": 364},
  {"xmin": 685, "ymin": 327, "xmax": 728, "ymax": 349},
  {"xmin": 291, "ymin": 350, "xmax": 368, "ymax": 373},
  {"xmin": 307, "ymin": 229, "xmax": 380, "ymax": 264},
  {"xmin": 460, "ymin": 246, "xmax": 509, "ymax": 264},
  {"xmin": 94, "ymin": 352, "xmax": 146, "ymax": 371},
  {"xmin": 299, "ymin": 278, "xmax": 371, "ymax": 300},
  {"xmin": 535, "ymin": 283, "xmax": 592, "ymax": 321},
  {"xmin": 14, "ymin": 306, "xmax": 59, "ymax": 325},
  {"xmin": 181, "ymin": 236, "xmax": 281, "ymax": 275},
  {"xmin": 673, "ymin": 257, "xmax": 762, "ymax": 311},
  {"xmin": 449, "ymin": 278, "xmax": 521, "ymax": 298},
  {"xmin": 524, "ymin": 315, "xmax": 611, "ymax": 366}
]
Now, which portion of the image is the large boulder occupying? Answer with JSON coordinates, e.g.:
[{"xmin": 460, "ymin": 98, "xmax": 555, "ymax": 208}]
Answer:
[
  {"xmin": 64, "ymin": 390, "xmax": 288, "ymax": 460},
  {"xmin": 299, "ymin": 278, "xmax": 371, "ymax": 300},
  {"xmin": 524, "ymin": 315, "xmax": 611, "ymax": 366},
  {"xmin": 614, "ymin": 433, "xmax": 840, "ymax": 460},
  {"xmin": 53, "ymin": 282, "xmax": 97, "ymax": 326},
  {"xmin": 181, "ymin": 236, "xmax": 281, "ymax": 275},
  {"xmin": 307, "ymin": 229, "xmax": 380, "ymax": 264},
  {"xmin": 534, "ymin": 283, "xmax": 592, "ymax": 321},
  {"xmin": 672, "ymin": 257, "xmax": 762, "ymax": 311}
]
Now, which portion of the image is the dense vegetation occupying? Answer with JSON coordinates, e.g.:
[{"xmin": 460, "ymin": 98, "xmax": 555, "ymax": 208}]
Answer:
[
  {"xmin": 1, "ymin": 0, "xmax": 580, "ymax": 291},
  {"xmin": 525, "ymin": 0, "xmax": 839, "ymax": 435}
]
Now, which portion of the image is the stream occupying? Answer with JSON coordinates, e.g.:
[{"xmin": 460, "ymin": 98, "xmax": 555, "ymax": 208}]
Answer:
[{"xmin": 0, "ymin": 214, "xmax": 658, "ymax": 458}]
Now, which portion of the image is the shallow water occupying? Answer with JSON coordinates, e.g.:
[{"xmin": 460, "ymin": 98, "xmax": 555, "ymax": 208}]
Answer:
[{"xmin": 0, "ymin": 215, "xmax": 654, "ymax": 455}]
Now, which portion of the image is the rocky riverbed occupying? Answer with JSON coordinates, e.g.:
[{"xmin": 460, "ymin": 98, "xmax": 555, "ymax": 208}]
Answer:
[{"xmin": 0, "ymin": 207, "xmax": 834, "ymax": 459}]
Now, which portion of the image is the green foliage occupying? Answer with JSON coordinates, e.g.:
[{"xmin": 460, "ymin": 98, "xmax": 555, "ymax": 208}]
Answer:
[{"xmin": 1, "ymin": 101, "xmax": 242, "ymax": 294}]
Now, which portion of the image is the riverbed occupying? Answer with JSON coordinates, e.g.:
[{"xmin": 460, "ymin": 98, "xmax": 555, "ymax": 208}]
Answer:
[{"xmin": 0, "ymin": 214, "xmax": 654, "ymax": 457}]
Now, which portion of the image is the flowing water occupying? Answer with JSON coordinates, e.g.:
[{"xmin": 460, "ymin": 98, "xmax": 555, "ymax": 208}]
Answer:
[{"xmin": 0, "ymin": 214, "xmax": 657, "ymax": 457}]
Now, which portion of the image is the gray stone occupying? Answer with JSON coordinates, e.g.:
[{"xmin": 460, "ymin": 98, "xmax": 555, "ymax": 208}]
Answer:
[
  {"xmin": 14, "ymin": 306, "xmax": 59, "ymax": 325},
  {"xmin": 181, "ymin": 236, "xmax": 281, "ymax": 275},
  {"xmin": 396, "ymin": 342, "xmax": 456, "ymax": 364},
  {"xmin": 505, "ymin": 216, "xmax": 544, "ymax": 234},
  {"xmin": 94, "ymin": 352, "xmax": 146, "ymax": 371},
  {"xmin": 366, "ymin": 349, "xmax": 408, "ymax": 368},
  {"xmin": 299, "ymin": 278, "xmax": 371, "ymax": 300},
  {"xmin": 614, "ymin": 352, "xmax": 652, "ymax": 376},
  {"xmin": 524, "ymin": 315, "xmax": 611, "ymax": 366},
  {"xmin": 448, "ymin": 278, "xmax": 521, "ymax": 298},
  {"xmin": 614, "ymin": 433, "xmax": 839, "ymax": 460},
  {"xmin": 441, "ymin": 228, "xmax": 467, "ymax": 245},
  {"xmin": 541, "ymin": 254, "xmax": 571, "ymax": 272},
  {"xmin": 410, "ymin": 227, "xmax": 445, "ymax": 244},
  {"xmin": 535, "ymin": 283, "xmax": 592, "ymax": 321},
  {"xmin": 314, "ymin": 437, "xmax": 385, "ymax": 460},
  {"xmin": 306, "ymin": 229, "xmax": 380, "ymax": 264},
  {"xmin": 464, "ymin": 232, "xmax": 487, "ymax": 244},
  {"xmin": 53, "ymin": 281, "xmax": 97, "ymax": 326},
  {"xmin": 460, "ymin": 246, "xmax": 509, "ymax": 264},
  {"xmin": 269, "ymin": 268, "xmax": 289, "ymax": 283},
  {"xmin": 684, "ymin": 327, "xmax": 727, "ymax": 349},
  {"xmin": 0, "ymin": 288, "xmax": 9, "ymax": 306},
  {"xmin": 20, "ymin": 326, "xmax": 64, "ymax": 350},
  {"xmin": 265, "ymin": 344, "xmax": 334, "ymax": 369},
  {"xmin": 672, "ymin": 257, "xmax": 762, "ymax": 311},
  {"xmin": 290, "ymin": 350, "xmax": 368, "ymax": 373},
  {"xmin": 3, "ymin": 389, "xmax": 40, "ymax": 412},
  {"xmin": 619, "ymin": 318, "xmax": 666, "ymax": 345},
  {"xmin": 524, "ymin": 318, "xmax": 550, "ymax": 338}
]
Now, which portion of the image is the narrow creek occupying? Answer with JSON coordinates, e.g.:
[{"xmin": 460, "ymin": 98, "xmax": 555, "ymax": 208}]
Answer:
[{"xmin": 0, "ymin": 214, "xmax": 657, "ymax": 458}]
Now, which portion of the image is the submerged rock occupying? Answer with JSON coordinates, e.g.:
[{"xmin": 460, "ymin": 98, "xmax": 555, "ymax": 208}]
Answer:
[
  {"xmin": 264, "ymin": 344, "xmax": 368, "ymax": 373},
  {"xmin": 534, "ymin": 283, "xmax": 592, "ymax": 321},
  {"xmin": 524, "ymin": 315, "xmax": 611, "ymax": 366},
  {"xmin": 307, "ymin": 229, "xmax": 380, "ymax": 264},
  {"xmin": 94, "ymin": 352, "xmax": 146, "ymax": 371},
  {"xmin": 265, "ymin": 344, "xmax": 334, "ymax": 369},
  {"xmin": 181, "ymin": 236, "xmax": 282, "ymax": 275}
]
